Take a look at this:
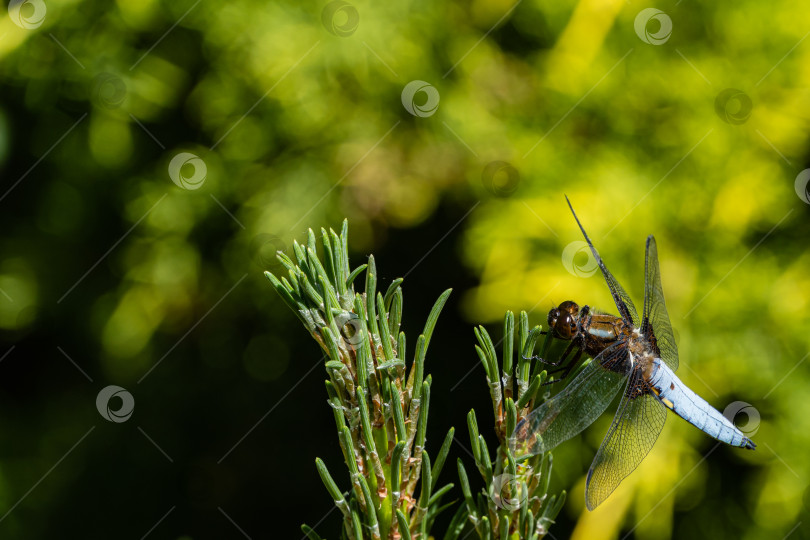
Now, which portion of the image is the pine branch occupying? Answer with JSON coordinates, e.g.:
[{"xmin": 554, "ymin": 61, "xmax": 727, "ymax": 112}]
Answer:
[
  {"xmin": 268, "ymin": 220, "xmax": 567, "ymax": 539},
  {"xmin": 266, "ymin": 220, "xmax": 453, "ymax": 540},
  {"xmin": 462, "ymin": 311, "xmax": 566, "ymax": 539}
]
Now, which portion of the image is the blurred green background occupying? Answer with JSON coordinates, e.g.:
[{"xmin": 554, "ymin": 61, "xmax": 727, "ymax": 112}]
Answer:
[{"xmin": 0, "ymin": 0, "xmax": 809, "ymax": 538}]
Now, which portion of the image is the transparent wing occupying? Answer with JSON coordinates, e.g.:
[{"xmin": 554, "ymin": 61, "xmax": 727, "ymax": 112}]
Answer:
[
  {"xmin": 585, "ymin": 369, "xmax": 667, "ymax": 510},
  {"xmin": 641, "ymin": 235, "xmax": 679, "ymax": 371},
  {"xmin": 510, "ymin": 343, "xmax": 631, "ymax": 460},
  {"xmin": 566, "ymin": 196, "xmax": 640, "ymax": 326}
]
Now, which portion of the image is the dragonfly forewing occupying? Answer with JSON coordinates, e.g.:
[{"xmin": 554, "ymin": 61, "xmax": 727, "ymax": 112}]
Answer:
[
  {"xmin": 642, "ymin": 235, "xmax": 679, "ymax": 371},
  {"xmin": 566, "ymin": 196, "xmax": 640, "ymax": 326},
  {"xmin": 510, "ymin": 343, "xmax": 630, "ymax": 460}
]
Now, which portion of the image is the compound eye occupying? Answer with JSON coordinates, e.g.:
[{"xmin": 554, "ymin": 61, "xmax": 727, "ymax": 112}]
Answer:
[
  {"xmin": 557, "ymin": 313, "xmax": 574, "ymax": 339},
  {"xmin": 547, "ymin": 309, "xmax": 559, "ymax": 327}
]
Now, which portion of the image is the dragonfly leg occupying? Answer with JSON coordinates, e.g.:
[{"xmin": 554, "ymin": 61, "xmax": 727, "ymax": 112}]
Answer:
[
  {"xmin": 520, "ymin": 331, "xmax": 549, "ymax": 362},
  {"xmin": 543, "ymin": 349, "xmax": 583, "ymax": 386},
  {"xmin": 544, "ymin": 341, "xmax": 577, "ymax": 369}
]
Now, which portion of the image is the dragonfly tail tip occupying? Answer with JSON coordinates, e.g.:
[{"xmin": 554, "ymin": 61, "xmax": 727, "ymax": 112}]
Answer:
[{"xmin": 743, "ymin": 438, "xmax": 756, "ymax": 450}]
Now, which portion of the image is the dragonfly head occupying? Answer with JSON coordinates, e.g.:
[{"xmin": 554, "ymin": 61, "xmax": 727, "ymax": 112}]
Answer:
[{"xmin": 548, "ymin": 300, "xmax": 579, "ymax": 340}]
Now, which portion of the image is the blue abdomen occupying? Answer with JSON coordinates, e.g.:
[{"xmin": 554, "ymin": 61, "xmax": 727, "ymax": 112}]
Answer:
[{"xmin": 649, "ymin": 358, "xmax": 755, "ymax": 449}]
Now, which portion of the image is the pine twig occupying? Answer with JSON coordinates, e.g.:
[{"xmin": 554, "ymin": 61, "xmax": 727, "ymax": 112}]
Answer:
[
  {"xmin": 266, "ymin": 220, "xmax": 455, "ymax": 539},
  {"xmin": 462, "ymin": 311, "xmax": 566, "ymax": 539}
]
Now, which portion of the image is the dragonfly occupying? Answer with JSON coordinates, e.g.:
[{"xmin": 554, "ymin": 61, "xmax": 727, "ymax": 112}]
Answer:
[{"xmin": 510, "ymin": 196, "xmax": 756, "ymax": 511}]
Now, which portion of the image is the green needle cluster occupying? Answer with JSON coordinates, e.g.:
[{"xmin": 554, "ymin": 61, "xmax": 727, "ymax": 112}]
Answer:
[
  {"xmin": 265, "ymin": 220, "xmax": 566, "ymax": 539},
  {"xmin": 265, "ymin": 220, "xmax": 455, "ymax": 540},
  {"xmin": 457, "ymin": 312, "xmax": 566, "ymax": 539}
]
